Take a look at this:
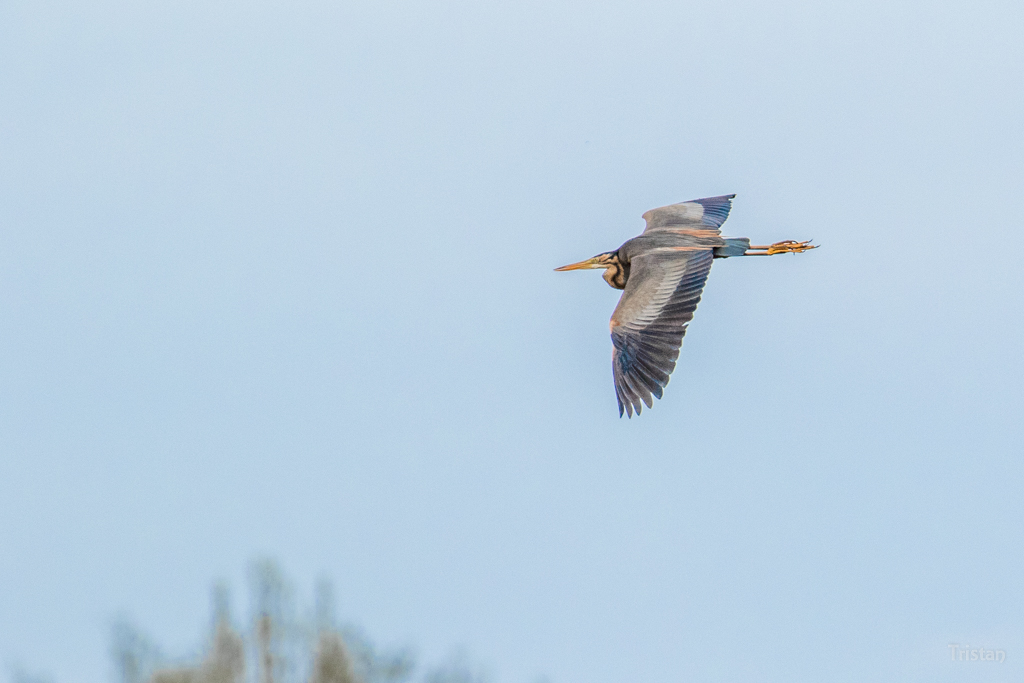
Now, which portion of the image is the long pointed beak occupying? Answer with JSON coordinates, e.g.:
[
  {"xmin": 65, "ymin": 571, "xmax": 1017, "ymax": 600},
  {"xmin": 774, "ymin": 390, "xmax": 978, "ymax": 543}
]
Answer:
[{"xmin": 555, "ymin": 256, "xmax": 604, "ymax": 271}]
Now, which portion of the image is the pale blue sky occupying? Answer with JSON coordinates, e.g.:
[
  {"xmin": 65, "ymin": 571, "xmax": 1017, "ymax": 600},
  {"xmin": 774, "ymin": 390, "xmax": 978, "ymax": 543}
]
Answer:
[{"xmin": 2, "ymin": 1, "xmax": 1023, "ymax": 681}]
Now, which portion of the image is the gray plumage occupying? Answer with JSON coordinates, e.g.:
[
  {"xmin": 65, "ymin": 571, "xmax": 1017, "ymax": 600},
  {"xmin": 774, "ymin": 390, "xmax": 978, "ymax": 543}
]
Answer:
[{"xmin": 556, "ymin": 194, "xmax": 816, "ymax": 417}]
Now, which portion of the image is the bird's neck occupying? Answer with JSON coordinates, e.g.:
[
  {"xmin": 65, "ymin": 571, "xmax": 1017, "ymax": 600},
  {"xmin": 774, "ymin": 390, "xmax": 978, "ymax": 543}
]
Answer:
[{"xmin": 603, "ymin": 258, "xmax": 628, "ymax": 289}]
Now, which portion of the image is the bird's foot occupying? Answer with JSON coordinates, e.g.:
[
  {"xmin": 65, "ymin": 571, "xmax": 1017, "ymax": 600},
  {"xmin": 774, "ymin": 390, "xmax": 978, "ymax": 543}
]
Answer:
[
  {"xmin": 746, "ymin": 240, "xmax": 818, "ymax": 255},
  {"xmin": 767, "ymin": 239, "xmax": 817, "ymax": 255}
]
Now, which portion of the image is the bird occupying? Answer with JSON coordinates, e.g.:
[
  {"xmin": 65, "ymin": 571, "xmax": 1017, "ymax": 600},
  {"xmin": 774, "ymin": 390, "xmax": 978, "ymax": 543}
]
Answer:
[{"xmin": 556, "ymin": 194, "xmax": 816, "ymax": 417}]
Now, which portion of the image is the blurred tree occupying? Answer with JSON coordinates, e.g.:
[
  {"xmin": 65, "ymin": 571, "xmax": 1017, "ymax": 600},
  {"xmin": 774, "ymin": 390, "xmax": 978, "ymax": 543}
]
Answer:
[
  {"xmin": 8, "ymin": 666, "xmax": 54, "ymax": 683},
  {"xmin": 99, "ymin": 560, "xmax": 523, "ymax": 683},
  {"xmin": 423, "ymin": 653, "xmax": 489, "ymax": 683},
  {"xmin": 249, "ymin": 559, "xmax": 297, "ymax": 683},
  {"xmin": 148, "ymin": 618, "xmax": 244, "ymax": 683},
  {"xmin": 308, "ymin": 633, "xmax": 356, "ymax": 683},
  {"xmin": 111, "ymin": 618, "xmax": 163, "ymax": 683},
  {"xmin": 337, "ymin": 627, "xmax": 414, "ymax": 683}
]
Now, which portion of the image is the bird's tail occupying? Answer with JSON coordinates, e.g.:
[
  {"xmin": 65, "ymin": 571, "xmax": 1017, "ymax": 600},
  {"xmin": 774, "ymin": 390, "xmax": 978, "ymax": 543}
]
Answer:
[{"xmin": 713, "ymin": 238, "xmax": 750, "ymax": 258}]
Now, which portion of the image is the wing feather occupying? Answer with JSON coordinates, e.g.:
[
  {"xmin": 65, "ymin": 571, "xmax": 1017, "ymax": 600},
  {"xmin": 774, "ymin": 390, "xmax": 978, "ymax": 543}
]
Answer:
[
  {"xmin": 610, "ymin": 249, "xmax": 714, "ymax": 417},
  {"xmin": 642, "ymin": 194, "xmax": 736, "ymax": 233}
]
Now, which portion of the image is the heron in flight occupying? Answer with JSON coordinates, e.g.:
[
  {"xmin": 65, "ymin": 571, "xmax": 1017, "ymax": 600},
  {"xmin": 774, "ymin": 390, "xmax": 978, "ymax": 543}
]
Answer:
[{"xmin": 556, "ymin": 194, "xmax": 816, "ymax": 417}]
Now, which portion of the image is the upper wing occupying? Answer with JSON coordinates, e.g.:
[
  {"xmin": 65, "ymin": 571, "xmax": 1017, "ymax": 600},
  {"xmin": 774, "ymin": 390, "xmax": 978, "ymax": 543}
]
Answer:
[
  {"xmin": 642, "ymin": 194, "xmax": 736, "ymax": 233},
  {"xmin": 609, "ymin": 249, "xmax": 714, "ymax": 417}
]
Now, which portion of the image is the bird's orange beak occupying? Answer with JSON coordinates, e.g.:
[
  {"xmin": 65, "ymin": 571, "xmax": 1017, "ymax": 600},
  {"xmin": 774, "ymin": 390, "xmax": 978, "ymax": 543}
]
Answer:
[{"xmin": 555, "ymin": 256, "xmax": 605, "ymax": 271}]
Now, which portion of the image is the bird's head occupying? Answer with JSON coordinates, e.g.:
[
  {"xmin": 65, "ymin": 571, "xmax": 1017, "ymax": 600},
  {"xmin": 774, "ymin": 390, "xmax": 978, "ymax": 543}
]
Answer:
[{"xmin": 555, "ymin": 251, "xmax": 627, "ymax": 289}]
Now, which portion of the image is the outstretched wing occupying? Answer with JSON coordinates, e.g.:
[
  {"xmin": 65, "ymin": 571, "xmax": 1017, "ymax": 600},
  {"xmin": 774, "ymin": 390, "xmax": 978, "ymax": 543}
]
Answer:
[
  {"xmin": 610, "ymin": 249, "xmax": 714, "ymax": 417},
  {"xmin": 642, "ymin": 194, "xmax": 736, "ymax": 233}
]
